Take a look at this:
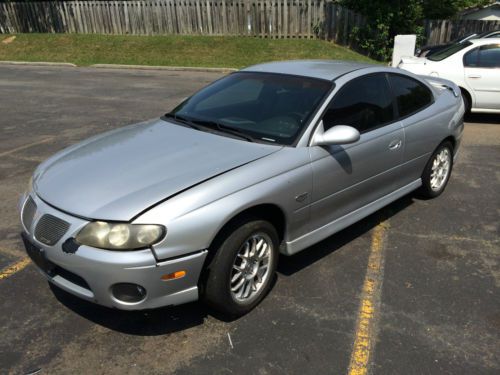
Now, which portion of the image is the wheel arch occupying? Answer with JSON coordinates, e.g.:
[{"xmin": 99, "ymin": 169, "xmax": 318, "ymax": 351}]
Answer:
[
  {"xmin": 441, "ymin": 135, "xmax": 456, "ymax": 151},
  {"xmin": 209, "ymin": 204, "xmax": 286, "ymax": 252},
  {"xmin": 199, "ymin": 203, "xmax": 286, "ymax": 295},
  {"xmin": 458, "ymin": 86, "xmax": 472, "ymax": 111},
  {"xmin": 427, "ymin": 136, "xmax": 456, "ymax": 170}
]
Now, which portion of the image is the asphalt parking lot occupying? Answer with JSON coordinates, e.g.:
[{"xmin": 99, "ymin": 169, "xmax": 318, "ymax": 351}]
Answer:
[{"xmin": 0, "ymin": 65, "xmax": 499, "ymax": 375}]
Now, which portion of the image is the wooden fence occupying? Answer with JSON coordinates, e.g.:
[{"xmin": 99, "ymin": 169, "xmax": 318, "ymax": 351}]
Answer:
[
  {"xmin": 424, "ymin": 19, "xmax": 500, "ymax": 45},
  {"xmin": 323, "ymin": 2, "xmax": 364, "ymax": 45},
  {"xmin": 0, "ymin": 0, "xmax": 364, "ymax": 43}
]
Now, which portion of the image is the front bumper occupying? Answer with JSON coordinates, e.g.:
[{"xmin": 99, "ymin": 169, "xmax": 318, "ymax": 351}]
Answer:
[{"xmin": 19, "ymin": 192, "xmax": 207, "ymax": 310}]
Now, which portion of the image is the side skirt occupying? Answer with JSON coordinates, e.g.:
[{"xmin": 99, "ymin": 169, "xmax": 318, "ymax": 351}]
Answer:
[
  {"xmin": 283, "ymin": 179, "xmax": 422, "ymax": 255},
  {"xmin": 471, "ymin": 108, "xmax": 500, "ymax": 114}
]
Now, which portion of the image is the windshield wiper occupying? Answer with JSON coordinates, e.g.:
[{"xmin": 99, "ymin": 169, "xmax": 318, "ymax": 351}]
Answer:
[
  {"xmin": 164, "ymin": 113, "xmax": 254, "ymax": 142},
  {"xmin": 190, "ymin": 119, "xmax": 255, "ymax": 142},
  {"xmin": 163, "ymin": 113, "xmax": 202, "ymax": 130}
]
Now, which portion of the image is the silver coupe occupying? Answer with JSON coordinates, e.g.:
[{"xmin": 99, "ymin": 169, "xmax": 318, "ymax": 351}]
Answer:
[{"xmin": 20, "ymin": 60, "xmax": 465, "ymax": 317}]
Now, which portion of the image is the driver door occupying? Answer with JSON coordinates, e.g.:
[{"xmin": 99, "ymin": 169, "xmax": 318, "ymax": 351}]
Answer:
[{"xmin": 309, "ymin": 73, "xmax": 404, "ymax": 232}]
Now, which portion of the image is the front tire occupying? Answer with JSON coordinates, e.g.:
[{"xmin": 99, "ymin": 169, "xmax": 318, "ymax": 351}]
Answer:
[
  {"xmin": 419, "ymin": 141, "xmax": 453, "ymax": 198},
  {"xmin": 202, "ymin": 218, "xmax": 279, "ymax": 318}
]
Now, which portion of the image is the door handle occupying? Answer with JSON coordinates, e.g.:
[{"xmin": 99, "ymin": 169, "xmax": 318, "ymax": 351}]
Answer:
[
  {"xmin": 467, "ymin": 74, "xmax": 481, "ymax": 78},
  {"xmin": 388, "ymin": 140, "xmax": 402, "ymax": 150}
]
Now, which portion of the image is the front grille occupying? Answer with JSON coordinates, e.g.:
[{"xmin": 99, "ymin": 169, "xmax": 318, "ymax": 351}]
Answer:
[
  {"xmin": 22, "ymin": 196, "xmax": 37, "ymax": 231},
  {"xmin": 35, "ymin": 214, "xmax": 70, "ymax": 246}
]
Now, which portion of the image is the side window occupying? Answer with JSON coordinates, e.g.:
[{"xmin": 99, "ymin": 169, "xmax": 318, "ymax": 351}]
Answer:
[
  {"xmin": 464, "ymin": 48, "xmax": 479, "ymax": 67},
  {"xmin": 322, "ymin": 74, "xmax": 394, "ymax": 133},
  {"xmin": 477, "ymin": 44, "xmax": 500, "ymax": 68},
  {"xmin": 388, "ymin": 74, "xmax": 433, "ymax": 118}
]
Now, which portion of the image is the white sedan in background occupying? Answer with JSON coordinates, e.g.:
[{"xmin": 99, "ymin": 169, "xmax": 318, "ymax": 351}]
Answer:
[{"xmin": 399, "ymin": 38, "xmax": 500, "ymax": 114}]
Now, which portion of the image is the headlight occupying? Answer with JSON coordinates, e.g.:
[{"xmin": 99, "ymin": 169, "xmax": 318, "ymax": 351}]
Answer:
[{"xmin": 75, "ymin": 221, "xmax": 166, "ymax": 250}]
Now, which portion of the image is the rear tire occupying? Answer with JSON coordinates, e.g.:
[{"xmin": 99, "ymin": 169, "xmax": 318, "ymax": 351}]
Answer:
[
  {"xmin": 202, "ymin": 218, "xmax": 279, "ymax": 318},
  {"xmin": 418, "ymin": 141, "xmax": 453, "ymax": 199}
]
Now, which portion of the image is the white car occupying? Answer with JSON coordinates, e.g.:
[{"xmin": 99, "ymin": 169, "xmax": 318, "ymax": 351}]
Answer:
[{"xmin": 399, "ymin": 38, "xmax": 500, "ymax": 114}]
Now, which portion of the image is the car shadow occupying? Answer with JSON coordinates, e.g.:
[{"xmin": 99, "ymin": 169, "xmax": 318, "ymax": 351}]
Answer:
[
  {"xmin": 326, "ymin": 145, "xmax": 353, "ymax": 174},
  {"xmin": 465, "ymin": 112, "xmax": 500, "ymax": 124},
  {"xmin": 277, "ymin": 194, "xmax": 414, "ymax": 276},
  {"xmin": 50, "ymin": 283, "xmax": 209, "ymax": 336},
  {"xmin": 50, "ymin": 193, "xmax": 415, "ymax": 333}
]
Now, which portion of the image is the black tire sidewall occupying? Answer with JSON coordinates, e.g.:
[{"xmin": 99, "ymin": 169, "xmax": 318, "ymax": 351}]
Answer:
[
  {"xmin": 462, "ymin": 93, "xmax": 471, "ymax": 113},
  {"xmin": 202, "ymin": 219, "xmax": 279, "ymax": 317}
]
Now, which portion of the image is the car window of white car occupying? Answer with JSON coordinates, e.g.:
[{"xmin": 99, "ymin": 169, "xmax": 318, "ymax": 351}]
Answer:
[
  {"xmin": 464, "ymin": 48, "xmax": 480, "ymax": 67},
  {"xmin": 464, "ymin": 44, "xmax": 500, "ymax": 68},
  {"xmin": 478, "ymin": 44, "xmax": 500, "ymax": 68},
  {"xmin": 322, "ymin": 73, "xmax": 395, "ymax": 134}
]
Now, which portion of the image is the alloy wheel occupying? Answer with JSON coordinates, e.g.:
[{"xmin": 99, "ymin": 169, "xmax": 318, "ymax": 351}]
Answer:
[
  {"xmin": 230, "ymin": 233, "xmax": 273, "ymax": 302},
  {"xmin": 430, "ymin": 148, "xmax": 451, "ymax": 191}
]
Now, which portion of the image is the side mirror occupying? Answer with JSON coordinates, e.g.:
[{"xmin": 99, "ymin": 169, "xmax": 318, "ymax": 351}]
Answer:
[{"xmin": 311, "ymin": 121, "xmax": 360, "ymax": 146}]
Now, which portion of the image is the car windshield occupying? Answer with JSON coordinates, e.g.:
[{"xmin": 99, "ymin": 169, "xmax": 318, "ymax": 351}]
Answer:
[
  {"xmin": 427, "ymin": 42, "xmax": 472, "ymax": 61},
  {"xmin": 169, "ymin": 72, "xmax": 332, "ymax": 145}
]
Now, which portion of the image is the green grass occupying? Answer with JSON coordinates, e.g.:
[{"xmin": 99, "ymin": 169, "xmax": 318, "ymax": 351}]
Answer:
[{"xmin": 0, "ymin": 33, "xmax": 376, "ymax": 68}]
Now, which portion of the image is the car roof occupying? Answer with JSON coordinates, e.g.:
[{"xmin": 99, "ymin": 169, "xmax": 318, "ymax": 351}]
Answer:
[
  {"xmin": 469, "ymin": 37, "xmax": 500, "ymax": 45},
  {"xmin": 241, "ymin": 60, "xmax": 375, "ymax": 81},
  {"xmin": 476, "ymin": 29, "xmax": 500, "ymax": 38}
]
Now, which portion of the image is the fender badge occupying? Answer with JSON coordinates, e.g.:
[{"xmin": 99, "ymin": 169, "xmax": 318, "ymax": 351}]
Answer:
[{"xmin": 295, "ymin": 192, "xmax": 309, "ymax": 202}]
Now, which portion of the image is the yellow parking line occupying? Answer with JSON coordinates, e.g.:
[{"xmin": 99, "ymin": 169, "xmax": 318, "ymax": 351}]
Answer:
[
  {"xmin": 0, "ymin": 257, "xmax": 31, "ymax": 280},
  {"xmin": 348, "ymin": 222, "xmax": 389, "ymax": 375},
  {"xmin": 0, "ymin": 137, "xmax": 54, "ymax": 158}
]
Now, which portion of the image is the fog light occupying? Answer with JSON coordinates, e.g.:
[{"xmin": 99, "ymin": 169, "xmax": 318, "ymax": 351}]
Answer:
[{"xmin": 111, "ymin": 283, "xmax": 147, "ymax": 303}]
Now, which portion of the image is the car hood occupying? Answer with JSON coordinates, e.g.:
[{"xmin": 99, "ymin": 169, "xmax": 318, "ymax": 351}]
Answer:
[{"xmin": 34, "ymin": 119, "xmax": 281, "ymax": 221}]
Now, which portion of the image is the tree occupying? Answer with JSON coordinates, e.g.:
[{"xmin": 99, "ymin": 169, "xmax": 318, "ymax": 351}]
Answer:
[
  {"xmin": 341, "ymin": 0, "xmax": 495, "ymax": 60},
  {"xmin": 342, "ymin": 0, "xmax": 423, "ymax": 60},
  {"xmin": 422, "ymin": 0, "xmax": 493, "ymax": 19}
]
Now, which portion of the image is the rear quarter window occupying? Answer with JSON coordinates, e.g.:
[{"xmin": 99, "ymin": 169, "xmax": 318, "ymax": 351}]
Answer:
[{"xmin": 388, "ymin": 74, "xmax": 434, "ymax": 119}]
